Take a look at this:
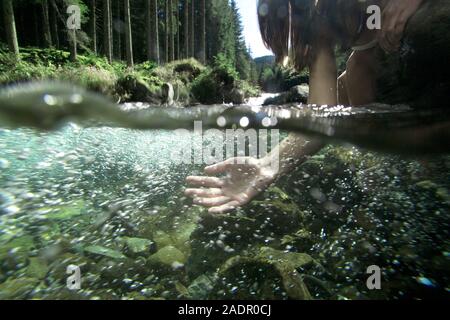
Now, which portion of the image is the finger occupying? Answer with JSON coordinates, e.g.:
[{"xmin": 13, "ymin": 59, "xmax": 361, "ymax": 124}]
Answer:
[
  {"xmin": 186, "ymin": 176, "xmax": 224, "ymax": 188},
  {"xmin": 193, "ymin": 196, "xmax": 231, "ymax": 207},
  {"xmin": 204, "ymin": 163, "xmax": 229, "ymax": 175},
  {"xmin": 205, "ymin": 157, "xmax": 252, "ymax": 175},
  {"xmin": 184, "ymin": 188, "xmax": 223, "ymax": 198},
  {"xmin": 204, "ymin": 158, "xmax": 238, "ymax": 175},
  {"xmin": 208, "ymin": 200, "xmax": 241, "ymax": 214}
]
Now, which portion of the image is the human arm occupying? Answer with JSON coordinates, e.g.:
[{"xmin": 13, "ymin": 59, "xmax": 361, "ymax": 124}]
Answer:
[{"xmin": 185, "ymin": 40, "xmax": 337, "ymax": 214}]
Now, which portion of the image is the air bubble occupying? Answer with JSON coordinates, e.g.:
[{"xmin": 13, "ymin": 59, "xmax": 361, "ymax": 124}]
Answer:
[
  {"xmin": 239, "ymin": 117, "xmax": 249, "ymax": 128},
  {"xmin": 216, "ymin": 116, "xmax": 227, "ymax": 127},
  {"xmin": 43, "ymin": 94, "xmax": 58, "ymax": 106},
  {"xmin": 70, "ymin": 94, "xmax": 83, "ymax": 104}
]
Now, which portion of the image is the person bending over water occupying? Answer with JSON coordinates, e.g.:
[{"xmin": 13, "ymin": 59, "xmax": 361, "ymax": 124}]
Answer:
[{"xmin": 185, "ymin": 0, "xmax": 426, "ymax": 214}]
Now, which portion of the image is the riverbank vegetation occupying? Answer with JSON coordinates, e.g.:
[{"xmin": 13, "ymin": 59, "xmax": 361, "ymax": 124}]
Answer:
[{"xmin": 0, "ymin": 0, "xmax": 259, "ymax": 105}]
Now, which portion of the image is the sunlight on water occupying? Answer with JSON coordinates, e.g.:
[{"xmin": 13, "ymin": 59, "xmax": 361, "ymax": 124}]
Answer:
[{"xmin": 0, "ymin": 96, "xmax": 449, "ymax": 300}]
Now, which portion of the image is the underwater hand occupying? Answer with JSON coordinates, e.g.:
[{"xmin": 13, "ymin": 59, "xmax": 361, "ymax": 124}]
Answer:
[
  {"xmin": 379, "ymin": 0, "xmax": 424, "ymax": 53},
  {"xmin": 185, "ymin": 157, "xmax": 276, "ymax": 214}
]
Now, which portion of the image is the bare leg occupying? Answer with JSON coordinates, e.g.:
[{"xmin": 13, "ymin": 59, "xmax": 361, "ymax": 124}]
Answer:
[{"xmin": 345, "ymin": 48, "xmax": 378, "ymax": 106}]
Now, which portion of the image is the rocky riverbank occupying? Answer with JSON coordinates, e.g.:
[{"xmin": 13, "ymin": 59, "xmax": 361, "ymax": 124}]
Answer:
[{"xmin": 0, "ymin": 48, "xmax": 259, "ymax": 107}]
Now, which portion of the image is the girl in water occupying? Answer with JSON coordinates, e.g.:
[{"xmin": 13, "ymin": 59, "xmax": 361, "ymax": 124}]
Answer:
[{"xmin": 185, "ymin": 0, "xmax": 427, "ymax": 214}]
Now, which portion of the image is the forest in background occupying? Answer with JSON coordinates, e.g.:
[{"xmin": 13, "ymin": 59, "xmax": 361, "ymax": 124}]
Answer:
[{"xmin": 0, "ymin": 0, "xmax": 265, "ymax": 105}]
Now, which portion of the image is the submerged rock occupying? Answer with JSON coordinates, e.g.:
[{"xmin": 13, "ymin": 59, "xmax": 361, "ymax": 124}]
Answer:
[
  {"xmin": 0, "ymin": 277, "xmax": 40, "ymax": 299},
  {"xmin": 212, "ymin": 247, "xmax": 314, "ymax": 300},
  {"xmin": 187, "ymin": 186, "xmax": 304, "ymax": 280},
  {"xmin": 0, "ymin": 235, "xmax": 35, "ymax": 269},
  {"xmin": 187, "ymin": 274, "xmax": 217, "ymax": 300},
  {"xmin": 84, "ymin": 245, "xmax": 126, "ymax": 260},
  {"xmin": 121, "ymin": 237, "xmax": 155, "ymax": 256},
  {"xmin": 39, "ymin": 200, "xmax": 86, "ymax": 220},
  {"xmin": 148, "ymin": 245, "xmax": 186, "ymax": 268},
  {"xmin": 26, "ymin": 257, "xmax": 49, "ymax": 280}
]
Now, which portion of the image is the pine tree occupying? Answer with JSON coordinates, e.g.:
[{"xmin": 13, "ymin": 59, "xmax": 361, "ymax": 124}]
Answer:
[
  {"xmin": 103, "ymin": 0, "xmax": 113, "ymax": 63},
  {"xmin": 165, "ymin": 0, "xmax": 169, "ymax": 63},
  {"xmin": 168, "ymin": 0, "xmax": 175, "ymax": 62},
  {"xmin": 41, "ymin": 0, "xmax": 53, "ymax": 47},
  {"xmin": 231, "ymin": 0, "xmax": 252, "ymax": 80},
  {"xmin": 183, "ymin": 0, "xmax": 189, "ymax": 58},
  {"xmin": 50, "ymin": 0, "xmax": 60, "ymax": 49},
  {"xmin": 124, "ymin": 0, "xmax": 133, "ymax": 67},
  {"xmin": 147, "ymin": 0, "xmax": 159, "ymax": 63},
  {"xmin": 189, "ymin": 0, "xmax": 195, "ymax": 58},
  {"xmin": 198, "ymin": 0, "xmax": 206, "ymax": 63},
  {"xmin": 206, "ymin": 0, "xmax": 235, "ymax": 63},
  {"xmin": 90, "ymin": 0, "xmax": 97, "ymax": 54},
  {"xmin": 3, "ymin": 0, "xmax": 20, "ymax": 58},
  {"xmin": 176, "ymin": 1, "xmax": 180, "ymax": 60},
  {"xmin": 114, "ymin": 0, "xmax": 122, "ymax": 60}
]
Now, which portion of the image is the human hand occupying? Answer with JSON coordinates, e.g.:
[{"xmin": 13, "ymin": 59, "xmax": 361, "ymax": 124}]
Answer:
[
  {"xmin": 185, "ymin": 157, "xmax": 277, "ymax": 214},
  {"xmin": 379, "ymin": 0, "xmax": 424, "ymax": 53}
]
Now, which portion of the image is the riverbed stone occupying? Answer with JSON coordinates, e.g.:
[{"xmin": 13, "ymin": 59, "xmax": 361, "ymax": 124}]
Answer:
[
  {"xmin": 26, "ymin": 257, "xmax": 49, "ymax": 279},
  {"xmin": 148, "ymin": 245, "xmax": 186, "ymax": 267},
  {"xmin": 84, "ymin": 245, "xmax": 126, "ymax": 260},
  {"xmin": 0, "ymin": 235, "xmax": 35, "ymax": 269},
  {"xmin": 212, "ymin": 247, "xmax": 314, "ymax": 300},
  {"xmin": 121, "ymin": 237, "xmax": 154, "ymax": 255},
  {"xmin": 0, "ymin": 277, "xmax": 40, "ymax": 299}
]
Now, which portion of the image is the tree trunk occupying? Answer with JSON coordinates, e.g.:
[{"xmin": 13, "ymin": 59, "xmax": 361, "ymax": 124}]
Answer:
[
  {"xmin": 165, "ymin": 0, "xmax": 169, "ymax": 63},
  {"xmin": 103, "ymin": 0, "xmax": 113, "ymax": 63},
  {"xmin": 147, "ymin": 0, "xmax": 159, "ymax": 63},
  {"xmin": 176, "ymin": 2, "xmax": 180, "ymax": 60},
  {"xmin": 50, "ymin": 0, "xmax": 59, "ymax": 49},
  {"xmin": 184, "ymin": 0, "xmax": 189, "ymax": 58},
  {"xmin": 114, "ymin": 0, "xmax": 122, "ymax": 60},
  {"xmin": 189, "ymin": 0, "xmax": 195, "ymax": 58},
  {"xmin": 90, "ymin": 0, "xmax": 97, "ymax": 54},
  {"xmin": 168, "ymin": 0, "xmax": 174, "ymax": 62},
  {"xmin": 124, "ymin": 0, "xmax": 133, "ymax": 67},
  {"xmin": 70, "ymin": 30, "xmax": 77, "ymax": 62},
  {"xmin": 198, "ymin": 0, "xmax": 206, "ymax": 63},
  {"xmin": 32, "ymin": 7, "xmax": 40, "ymax": 47},
  {"xmin": 3, "ymin": 0, "xmax": 19, "ymax": 58},
  {"xmin": 41, "ymin": 0, "xmax": 52, "ymax": 47}
]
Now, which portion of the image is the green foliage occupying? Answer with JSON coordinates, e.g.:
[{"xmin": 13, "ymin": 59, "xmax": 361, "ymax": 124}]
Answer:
[
  {"xmin": 191, "ymin": 54, "xmax": 259, "ymax": 103},
  {"xmin": 170, "ymin": 59, "xmax": 205, "ymax": 81},
  {"xmin": 19, "ymin": 48, "xmax": 71, "ymax": 66},
  {"xmin": 238, "ymin": 79, "xmax": 260, "ymax": 98},
  {"xmin": 58, "ymin": 65, "xmax": 118, "ymax": 96},
  {"xmin": 191, "ymin": 54, "xmax": 237, "ymax": 103},
  {"xmin": 134, "ymin": 61, "xmax": 158, "ymax": 74},
  {"xmin": 0, "ymin": 51, "xmax": 57, "ymax": 83},
  {"xmin": 259, "ymin": 65, "xmax": 309, "ymax": 93},
  {"xmin": 78, "ymin": 54, "xmax": 126, "ymax": 74},
  {"xmin": 191, "ymin": 68, "xmax": 220, "ymax": 104},
  {"xmin": 212, "ymin": 54, "xmax": 239, "ymax": 87},
  {"xmin": 116, "ymin": 68, "xmax": 164, "ymax": 101},
  {"xmin": 0, "ymin": 46, "xmax": 257, "ymax": 105}
]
